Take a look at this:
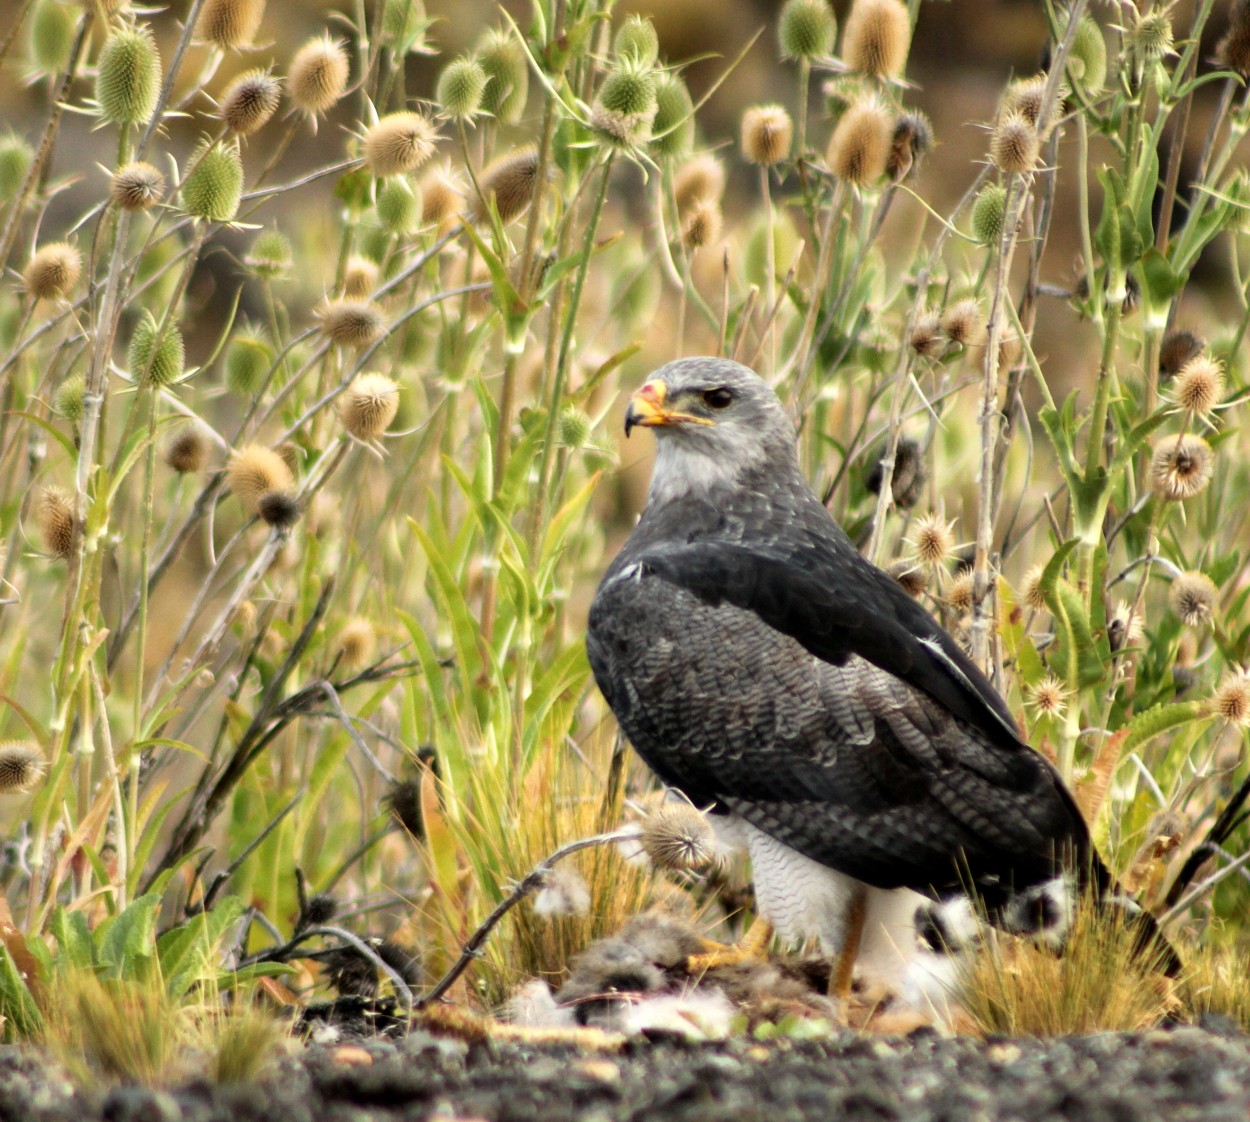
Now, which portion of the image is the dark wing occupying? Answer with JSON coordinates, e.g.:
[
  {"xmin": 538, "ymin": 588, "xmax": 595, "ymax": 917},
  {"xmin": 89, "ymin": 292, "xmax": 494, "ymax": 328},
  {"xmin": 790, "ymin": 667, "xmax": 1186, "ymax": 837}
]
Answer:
[{"xmin": 635, "ymin": 535, "xmax": 1024, "ymax": 752}]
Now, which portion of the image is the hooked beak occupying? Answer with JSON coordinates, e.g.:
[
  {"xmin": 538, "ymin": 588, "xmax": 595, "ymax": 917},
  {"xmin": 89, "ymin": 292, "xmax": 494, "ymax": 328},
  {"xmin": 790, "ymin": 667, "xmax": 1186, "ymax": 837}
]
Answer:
[{"xmin": 623, "ymin": 379, "xmax": 714, "ymax": 437}]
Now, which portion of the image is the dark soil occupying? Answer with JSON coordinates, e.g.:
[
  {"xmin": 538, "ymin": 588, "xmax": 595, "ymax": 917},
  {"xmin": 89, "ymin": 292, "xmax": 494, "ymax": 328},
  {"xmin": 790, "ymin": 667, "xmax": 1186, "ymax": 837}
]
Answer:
[{"xmin": 3, "ymin": 1019, "xmax": 1250, "ymax": 1122}]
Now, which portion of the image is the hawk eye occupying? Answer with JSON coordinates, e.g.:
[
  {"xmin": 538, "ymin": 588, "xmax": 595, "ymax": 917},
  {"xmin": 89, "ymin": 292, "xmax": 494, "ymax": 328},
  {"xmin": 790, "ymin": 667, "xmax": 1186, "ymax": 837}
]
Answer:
[{"xmin": 702, "ymin": 387, "xmax": 733, "ymax": 409}]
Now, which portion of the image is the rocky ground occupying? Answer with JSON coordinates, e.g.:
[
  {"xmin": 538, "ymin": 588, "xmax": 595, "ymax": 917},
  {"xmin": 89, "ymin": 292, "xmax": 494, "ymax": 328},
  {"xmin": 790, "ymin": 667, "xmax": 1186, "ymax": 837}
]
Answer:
[{"xmin": 4, "ymin": 1018, "xmax": 1250, "ymax": 1122}]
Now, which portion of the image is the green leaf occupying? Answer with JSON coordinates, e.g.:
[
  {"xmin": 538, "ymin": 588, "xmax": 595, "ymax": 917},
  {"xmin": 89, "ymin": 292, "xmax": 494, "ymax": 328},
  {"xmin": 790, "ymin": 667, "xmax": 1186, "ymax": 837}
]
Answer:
[
  {"xmin": 50, "ymin": 908, "xmax": 95, "ymax": 972},
  {"xmin": 1121, "ymin": 700, "xmax": 1207, "ymax": 756},
  {"xmin": 96, "ymin": 893, "xmax": 161, "ymax": 979}
]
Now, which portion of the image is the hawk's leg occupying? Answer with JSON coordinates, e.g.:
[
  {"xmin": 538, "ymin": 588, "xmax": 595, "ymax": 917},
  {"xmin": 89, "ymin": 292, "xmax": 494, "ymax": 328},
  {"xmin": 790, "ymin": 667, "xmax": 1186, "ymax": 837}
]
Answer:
[
  {"xmin": 829, "ymin": 883, "xmax": 869, "ymax": 1002},
  {"xmin": 685, "ymin": 917, "xmax": 774, "ymax": 974}
]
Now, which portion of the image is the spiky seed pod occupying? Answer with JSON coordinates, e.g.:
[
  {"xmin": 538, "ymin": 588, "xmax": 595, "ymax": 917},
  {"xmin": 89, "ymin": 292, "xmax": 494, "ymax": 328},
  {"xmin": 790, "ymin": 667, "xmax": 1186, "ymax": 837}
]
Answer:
[
  {"xmin": 0, "ymin": 741, "xmax": 46, "ymax": 793},
  {"xmin": 1171, "ymin": 356, "xmax": 1224, "ymax": 417},
  {"xmin": 945, "ymin": 570, "xmax": 975, "ymax": 614},
  {"xmin": 887, "ymin": 111, "xmax": 931, "ymax": 181},
  {"xmin": 302, "ymin": 894, "xmax": 338, "ymax": 926},
  {"xmin": 908, "ymin": 311, "xmax": 943, "ymax": 358},
  {"xmin": 1217, "ymin": 0, "xmax": 1250, "ymax": 74},
  {"xmin": 1210, "ymin": 671, "xmax": 1250, "ymax": 726},
  {"xmin": 287, "ymin": 34, "xmax": 349, "ymax": 117},
  {"xmin": 318, "ymin": 300, "xmax": 385, "ymax": 349},
  {"xmin": 96, "ymin": 24, "xmax": 161, "ymax": 126},
  {"xmin": 1001, "ymin": 75, "xmax": 1059, "ymax": 134},
  {"xmin": 827, "ymin": 99, "xmax": 893, "ymax": 186},
  {"xmin": 1169, "ymin": 571, "xmax": 1217, "ymax": 628},
  {"xmin": 0, "ymin": 134, "xmax": 34, "ymax": 201},
  {"xmin": 779, "ymin": 0, "xmax": 836, "ymax": 60},
  {"xmin": 339, "ymin": 372, "xmax": 399, "ymax": 439},
  {"xmin": 419, "ymin": 165, "xmax": 462, "ymax": 230},
  {"xmin": 23, "ymin": 242, "xmax": 81, "ymax": 300},
  {"xmin": 1149, "ymin": 434, "xmax": 1214, "ymax": 501},
  {"xmin": 991, "ymin": 112, "xmax": 1040, "ymax": 174},
  {"xmin": 227, "ymin": 444, "xmax": 294, "ymax": 514},
  {"xmin": 1020, "ymin": 563, "xmax": 1047, "ymax": 612},
  {"xmin": 245, "ymin": 230, "xmax": 291, "ymax": 278},
  {"xmin": 592, "ymin": 61, "xmax": 658, "ymax": 149},
  {"xmin": 37, "ymin": 486, "xmax": 76, "ymax": 558},
  {"xmin": 842, "ymin": 0, "xmax": 910, "ymax": 78},
  {"xmin": 381, "ymin": 0, "xmax": 425, "ymax": 50},
  {"xmin": 437, "ymin": 56, "xmax": 486, "ymax": 121},
  {"xmin": 1107, "ymin": 599, "xmax": 1144, "ymax": 652},
  {"xmin": 972, "ymin": 182, "xmax": 1007, "ymax": 244},
  {"xmin": 640, "ymin": 801, "xmax": 716, "ymax": 871},
  {"xmin": 1128, "ymin": 9, "xmax": 1173, "ymax": 60},
  {"xmin": 469, "ymin": 146, "xmax": 539, "ymax": 224},
  {"xmin": 681, "ymin": 197, "xmax": 722, "ymax": 251},
  {"xmin": 673, "ymin": 155, "xmax": 725, "ymax": 212},
  {"xmin": 181, "ymin": 139, "xmax": 243, "ymax": 222},
  {"xmin": 1159, "ymin": 329, "xmax": 1205, "ymax": 379},
  {"xmin": 225, "ymin": 334, "xmax": 273, "ymax": 395},
  {"xmin": 1068, "ymin": 17, "xmax": 1108, "ymax": 95},
  {"xmin": 53, "ymin": 372, "xmax": 86, "ymax": 421},
  {"xmin": 741, "ymin": 104, "xmax": 792, "ymax": 166},
  {"xmin": 886, "ymin": 559, "xmax": 927, "ymax": 597},
  {"xmin": 29, "ymin": 0, "xmax": 77, "ymax": 77},
  {"xmin": 615, "ymin": 14, "xmax": 659, "ymax": 66},
  {"xmin": 128, "ymin": 311, "xmax": 184, "ymax": 387},
  {"xmin": 342, "ymin": 255, "xmax": 378, "ymax": 299},
  {"xmin": 941, "ymin": 298, "xmax": 987, "ymax": 347},
  {"xmin": 1028, "ymin": 674, "xmax": 1069, "ymax": 717},
  {"xmin": 256, "ymin": 490, "xmax": 301, "ymax": 529},
  {"xmin": 336, "ymin": 617, "xmax": 376, "ymax": 668},
  {"xmin": 376, "ymin": 175, "xmax": 420, "ymax": 233},
  {"xmin": 908, "ymin": 511, "xmax": 956, "ymax": 569},
  {"xmin": 557, "ymin": 406, "xmax": 593, "ymax": 449},
  {"xmin": 220, "ymin": 69, "xmax": 281, "ymax": 135},
  {"xmin": 476, "ymin": 28, "xmax": 528, "ymax": 123},
  {"xmin": 163, "ymin": 424, "xmax": 209, "ymax": 473},
  {"xmin": 110, "ymin": 161, "xmax": 165, "ymax": 210},
  {"xmin": 866, "ymin": 436, "xmax": 925, "ymax": 508},
  {"xmin": 364, "ymin": 111, "xmax": 438, "ymax": 177},
  {"xmin": 196, "ymin": 0, "xmax": 265, "ymax": 50},
  {"xmin": 650, "ymin": 73, "xmax": 694, "ymax": 161}
]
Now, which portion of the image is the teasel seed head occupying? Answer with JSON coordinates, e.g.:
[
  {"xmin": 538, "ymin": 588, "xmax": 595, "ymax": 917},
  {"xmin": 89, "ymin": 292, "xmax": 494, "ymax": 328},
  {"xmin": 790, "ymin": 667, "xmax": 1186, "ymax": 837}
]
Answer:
[
  {"xmin": 1149, "ymin": 434, "xmax": 1213, "ymax": 502},
  {"xmin": 227, "ymin": 444, "xmax": 294, "ymax": 514},
  {"xmin": 592, "ymin": 61, "xmax": 659, "ymax": 149},
  {"xmin": 842, "ymin": 0, "xmax": 911, "ymax": 78},
  {"xmin": 37, "ymin": 486, "xmax": 76, "ymax": 558},
  {"xmin": 163, "ymin": 423, "xmax": 210, "ymax": 473},
  {"xmin": 650, "ymin": 73, "xmax": 695, "ymax": 161},
  {"xmin": 225, "ymin": 332, "xmax": 273, "ymax": 395},
  {"xmin": 342, "ymin": 254, "xmax": 378, "ymax": 299},
  {"xmin": 181, "ymin": 139, "xmax": 244, "ymax": 222},
  {"xmin": 680, "ymin": 197, "xmax": 722, "ymax": 251},
  {"xmin": 0, "ymin": 741, "xmax": 46, "ymax": 794},
  {"xmin": 336, "ymin": 617, "xmax": 377, "ymax": 668},
  {"xmin": 0, "ymin": 134, "xmax": 34, "ymax": 202},
  {"xmin": 557, "ymin": 406, "xmax": 593, "ymax": 449},
  {"xmin": 990, "ymin": 112, "xmax": 1040, "ymax": 174},
  {"xmin": 1169, "ymin": 570, "xmax": 1217, "ymax": 628},
  {"xmin": 339, "ymin": 372, "xmax": 399, "ymax": 439},
  {"xmin": 1127, "ymin": 8, "xmax": 1174, "ymax": 61},
  {"xmin": 1217, "ymin": 0, "xmax": 1250, "ymax": 75},
  {"xmin": 972, "ymin": 182, "xmax": 1007, "ymax": 244},
  {"xmin": 364, "ymin": 111, "xmax": 438, "ymax": 177},
  {"xmin": 468, "ymin": 145, "xmax": 540, "ymax": 224},
  {"xmin": 944, "ymin": 570, "xmax": 975, "ymax": 614},
  {"xmin": 95, "ymin": 24, "xmax": 161, "ymax": 126},
  {"xmin": 1020, "ymin": 563, "xmax": 1047, "ymax": 612},
  {"xmin": 615, "ymin": 14, "xmax": 659, "ymax": 66},
  {"xmin": 779, "ymin": 0, "xmax": 836, "ymax": 60},
  {"xmin": 220, "ymin": 69, "xmax": 281, "ymax": 135},
  {"xmin": 907, "ymin": 511, "xmax": 957, "ymax": 569},
  {"xmin": 741, "ymin": 104, "xmax": 792, "ymax": 167},
  {"xmin": 1068, "ymin": 16, "xmax": 1108, "ymax": 95},
  {"xmin": 256, "ymin": 490, "xmax": 301, "ymax": 529},
  {"xmin": 887, "ymin": 110, "xmax": 932, "ymax": 181},
  {"xmin": 640, "ymin": 800, "xmax": 716, "ymax": 871},
  {"xmin": 1210, "ymin": 670, "xmax": 1250, "ymax": 727},
  {"xmin": 827, "ymin": 98, "xmax": 893, "ymax": 187},
  {"xmin": 196, "ymin": 0, "xmax": 266, "ymax": 50},
  {"xmin": 1107, "ymin": 599, "xmax": 1145, "ymax": 653},
  {"xmin": 245, "ymin": 229, "xmax": 291, "ymax": 278},
  {"xmin": 128, "ymin": 310, "xmax": 185, "ymax": 387},
  {"xmin": 376, "ymin": 175, "xmax": 421, "ymax": 233},
  {"xmin": 53, "ymin": 372, "xmax": 86, "ymax": 422},
  {"xmin": 110, "ymin": 161, "xmax": 165, "ymax": 210},
  {"xmin": 941, "ymin": 298, "xmax": 987, "ymax": 348},
  {"xmin": 287, "ymin": 34, "xmax": 349, "ymax": 117},
  {"xmin": 1159, "ymin": 329, "xmax": 1205, "ymax": 379},
  {"xmin": 318, "ymin": 299, "xmax": 385, "ymax": 349},
  {"xmin": 1001, "ymin": 75, "xmax": 1059, "ymax": 134},
  {"xmin": 419, "ymin": 164, "xmax": 462, "ymax": 230},
  {"xmin": 886, "ymin": 559, "xmax": 927, "ymax": 597},
  {"xmin": 1028, "ymin": 674, "xmax": 1069, "ymax": 717},
  {"xmin": 673, "ymin": 154, "xmax": 725, "ymax": 213},
  {"xmin": 23, "ymin": 241, "xmax": 81, "ymax": 301},
  {"xmin": 436, "ymin": 56, "xmax": 487, "ymax": 121},
  {"xmin": 907, "ymin": 311, "xmax": 943, "ymax": 359},
  {"xmin": 866, "ymin": 435, "xmax": 925, "ymax": 508},
  {"xmin": 1170, "ymin": 355, "xmax": 1224, "ymax": 417},
  {"xmin": 29, "ymin": 0, "xmax": 77, "ymax": 77},
  {"xmin": 476, "ymin": 27, "xmax": 528, "ymax": 124}
]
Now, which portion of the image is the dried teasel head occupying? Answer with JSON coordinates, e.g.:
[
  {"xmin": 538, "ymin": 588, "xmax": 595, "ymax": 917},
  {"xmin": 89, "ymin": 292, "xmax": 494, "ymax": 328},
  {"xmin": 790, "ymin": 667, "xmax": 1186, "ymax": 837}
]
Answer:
[
  {"xmin": 363, "ymin": 111, "xmax": 438, "ymax": 177},
  {"xmin": 196, "ymin": 0, "xmax": 266, "ymax": 50},
  {"xmin": 1168, "ymin": 570, "xmax": 1218, "ymax": 629},
  {"xmin": 336, "ymin": 617, "xmax": 377, "ymax": 668},
  {"xmin": 110, "ymin": 161, "xmax": 165, "ymax": 211},
  {"xmin": 342, "ymin": 255, "xmax": 379, "ymax": 300},
  {"xmin": 162, "ymin": 423, "xmax": 210, "ymax": 474},
  {"xmin": 640, "ymin": 800, "xmax": 717, "ymax": 871},
  {"xmin": 1158, "ymin": 329, "xmax": 1205, "ymax": 379},
  {"xmin": 227, "ymin": 444, "xmax": 295, "ymax": 515},
  {"xmin": 37, "ymin": 486, "xmax": 76, "ymax": 558},
  {"xmin": 941, "ymin": 298, "xmax": 987, "ymax": 348},
  {"xmin": 1169, "ymin": 355, "xmax": 1224, "ymax": 418},
  {"xmin": 1028, "ymin": 674, "xmax": 1069, "ymax": 718},
  {"xmin": 287, "ymin": 34, "xmax": 349, "ymax": 117},
  {"xmin": 220, "ymin": 69, "xmax": 281, "ymax": 135},
  {"xmin": 741, "ymin": 104, "xmax": 792, "ymax": 167},
  {"xmin": 317, "ymin": 299, "xmax": 385, "ymax": 349},
  {"xmin": 256, "ymin": 490, "xmax": 301, "ymax": 529},
  {"xmin": 886, "ymin": 558, "xmax": 927, "ymax": 597},
  {"xmin": 680, "ymin": 197, "xmax": 722, "ymax": 252},
  {"xmin": 673, "ymin": 154, "xmax": 725, "ymax": 213},
  {"xmin": 1217, "ymin": 0, "xmax": 1250, "ymax": 75},
  {"xmin": 827, "ymin": 98, "xmax": 893, "ymax": 187},
  {"xmin": 907, "ymin": 511, "xmax": 957, "ymax": 569},
  {"xmin": 468, "ymin": 146, "xmax": 540, "ymax": 225},
  {"xmin": 1209, "ymin": 670, "xmax": 1250, "ymax": 727},
  {"xmin": 907, "ymin": 311, "xmax": 943, "ymax": 359},
  {"xmin": 1020, "ymin": 563, "xmax": 1047, "ymax": 612},
  {"xmin": 944, "ymin": 570, "xmax": 975, "ymax": 614},
  {"xmin": 339, "ymin": 373, "xmax": 400, "ymax": 440},
  {"xmin": 842, "ymin": 0, "xmax": 911, "ymax": 78},
  {"xmin": 23, "ymin": 242, "xmax": 81, "ymax": 301},
  {"xmin": 1149, "ymin": 434, "xmax": 1213, "ymax": 502},
  {"xmin": 990, "ymin": 111, "xmax": 1040, "ymax": 174},
  {"xmin": 419, "ymin": 164, "xmax": 463, "ymax": 231},
  {"xmin": 0, "ymin": 741, "xmax": 47, "ymax": 794}
]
